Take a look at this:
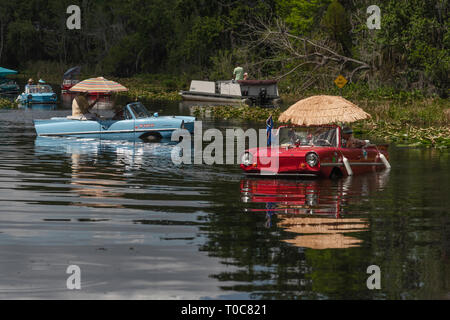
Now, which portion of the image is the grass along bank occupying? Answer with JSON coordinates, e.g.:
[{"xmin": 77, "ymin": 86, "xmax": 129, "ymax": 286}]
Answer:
[
  {"xmin": 113, "ymin": 76, "xmax": 182, "ymax": 101},
  {"xmin": 0, "ymin": 98, "xmax": 18, "ymax": 109},
  {"xmin": 192, "ymin": 105, "xmax": 281, "ymax": 122},
  {"xmin": 353, "ymin": 121, "xmax": 450, "ymax": 149}
]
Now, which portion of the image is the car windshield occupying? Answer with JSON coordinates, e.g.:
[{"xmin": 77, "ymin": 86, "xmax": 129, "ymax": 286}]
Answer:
[
  {"xmin": 278, "ymin": 126, "xmax": 337, "ymax": 147},
  {"xmin": 27, "ymin": 85, "xmax": 53, "ymax": 93},
  {"xmin": 128, "ymin": 102, "xmax": 152, "ymax": 119}
]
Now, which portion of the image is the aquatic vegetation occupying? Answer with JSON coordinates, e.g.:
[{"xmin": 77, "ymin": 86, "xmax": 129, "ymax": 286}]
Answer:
[
  {"xmin": 114, "ymin": 77, "xmax": 182, "ymax": 101},
  {"xmin": 192, "ymin": 105, "xmax": 282, "ymax": 122},
  {"xmin": 348, "ymin": 120, "xmax": 447, "ymax": 150},
  {"xmin": 354, "ymin": 120, "xmax": 450, "ymax": 149},
  {"xmin": 118, "ymin": 88, "xmax": 180, "ymax": 101},
  {"xmin": 193, "ymin": 104, "xmax": 449, "ymax": 149},
  {"xmin": 0, "ymin": 98, "xmax": 17, "ymax": 109}
]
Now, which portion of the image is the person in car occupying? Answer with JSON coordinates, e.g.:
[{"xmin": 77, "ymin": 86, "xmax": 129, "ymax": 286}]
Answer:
[{"xmin": 341, "ymin": 127, "xmax": 365, "ymax": 148}]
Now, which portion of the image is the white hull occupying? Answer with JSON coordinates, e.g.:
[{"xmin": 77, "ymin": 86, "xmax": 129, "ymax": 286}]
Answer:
[{"xmin": 180, "ymin": 92, "xmax": 246, "ymax": 104}]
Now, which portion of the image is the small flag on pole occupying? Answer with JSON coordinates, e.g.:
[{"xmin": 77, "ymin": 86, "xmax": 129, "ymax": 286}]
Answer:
[{"xmin": 266, "ymin": 115, "xmax": 274, "ymax": 146}]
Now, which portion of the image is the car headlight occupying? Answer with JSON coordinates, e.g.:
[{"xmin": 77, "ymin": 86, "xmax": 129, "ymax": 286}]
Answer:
[
  {"xmin": 306, "ymin": 152, "xmax": 319, "ymax": 167},
  {"xmin": 241, "ymin": 152, "xmax": 253, "ymax": 166}
]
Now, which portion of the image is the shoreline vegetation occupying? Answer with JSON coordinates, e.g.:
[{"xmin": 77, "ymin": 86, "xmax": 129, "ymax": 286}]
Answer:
[
  {"xmin": 6, "ymin": 71, "xmax": 449, "ymax": 148},
  {"xmin": 191, "ymin": 84, "xmax": 450, "ymax": 149},
  {"xmin": 2, "ymin": 1, "xmax": 447, "ymax": 147},
  {"xmin": 0, "ymin": 98, "xmax": 18, "ymax": 109},
  {"xmin": 192, "ymin": 104, "xmax": 450, "ymax": 149}
]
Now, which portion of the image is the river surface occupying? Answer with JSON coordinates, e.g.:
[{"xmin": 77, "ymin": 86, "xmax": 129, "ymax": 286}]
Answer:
[{"xmin": 0, "ymin": 95, "xmax": 449, "ymax": 299}]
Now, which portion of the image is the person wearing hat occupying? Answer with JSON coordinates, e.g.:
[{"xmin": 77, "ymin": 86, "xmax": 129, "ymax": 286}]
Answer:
[
  {"xmin": 25, "ymin": 78, "xmax": 34, "ymax": 94},
  {"xmin": 341, "ymin": 127, "xmax": 365, "ymax": 148},
  {"xmin": 243, "ymin": 72, "xmax": 249, "ymax": 80},
  {"xmin": 37, "ymin": 79, "xmax": 46, "ymax": 92}
]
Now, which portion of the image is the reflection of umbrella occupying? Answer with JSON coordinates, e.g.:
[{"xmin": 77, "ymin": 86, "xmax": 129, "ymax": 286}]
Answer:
[
  {"xmin": 0, "ymin": 67, "xmax": 18, "ymax": 77},
  {"xmin": 278, "ymin": 95, "xmax": 371, "ymax": 126},
  {"xmin": 278, "ymin": 217, "xmax": 369, "ymax": 249},
  {"xmin": 70, "ymin": 77, "xmax": 128, "ymax": 93},
  {"xmin": 63, "ymin": 66, "xmax": 81, "ymax": 79}
]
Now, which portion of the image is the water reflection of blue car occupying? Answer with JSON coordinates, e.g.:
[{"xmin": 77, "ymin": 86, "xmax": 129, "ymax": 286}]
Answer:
[
  {"xmin": 34, "ymin": 136, "xmax": 177, "ymax": 171},
  {"xmin": 34, "ymin": 102, "xmax": 195, "ymax": 141},
  {"xmin": 17, "ymin": 84, "xmax": 58, "ymax": 104}
]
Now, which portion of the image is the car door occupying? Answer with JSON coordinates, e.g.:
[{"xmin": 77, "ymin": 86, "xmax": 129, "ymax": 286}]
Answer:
[
  {"xmin": 99, "ymin": 107, "xmax": 135, "ymax": 140},
  {"xmin": 339, "ymin": 137, "xmax": 360, "ymax": 164},
  {"xmin": 340, "ymin": 139, "xmax": 379, "ymax": 174}
]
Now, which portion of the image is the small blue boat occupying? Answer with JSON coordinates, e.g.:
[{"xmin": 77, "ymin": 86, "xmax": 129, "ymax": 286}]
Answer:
[
  {"xmin": 17, "ymin": 84, "xmax": 58, "ymax": 104},
  {"xmin": 0, "ymin": 67, "xmax": 19, "ymax": 93},
  {"xmin": 34, "ymin": 102, "xmax": 195, "ymax": 141},
  {"xmin": 0, "ymin": 78, "xmax": 20, "ymax": 93}
]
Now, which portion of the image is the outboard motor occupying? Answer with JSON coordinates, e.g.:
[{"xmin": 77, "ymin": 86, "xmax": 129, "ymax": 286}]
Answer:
[{"xmin": 258, "ymin": 88, "xmax": 267, "ymax": 105}]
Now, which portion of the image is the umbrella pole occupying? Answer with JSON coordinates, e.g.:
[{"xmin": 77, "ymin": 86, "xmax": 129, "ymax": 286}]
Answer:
[{"xmin": 96, "ymin": 93, "xmax": 99, "ymax": 114}]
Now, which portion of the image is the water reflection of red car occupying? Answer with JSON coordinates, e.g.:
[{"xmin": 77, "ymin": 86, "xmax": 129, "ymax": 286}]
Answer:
[
  {"xmin": 241, "ymin": 178, "xmax": 339, "ymax": 217},
  {"xmin": 240, "ymin": 125, "xmax": 390, "ymax": 178},
  {"xmin": 241, "ymin": 179, "xmax": 319, "ymax": 210},
  {"xmin": 241, "ymin": 173, "xmax": 389, "ymax": 249}
]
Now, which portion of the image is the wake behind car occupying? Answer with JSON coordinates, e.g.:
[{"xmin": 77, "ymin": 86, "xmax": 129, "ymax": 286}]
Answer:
[
  {"xmin": 240, "ymin": 125, "xmax": 390, "ymax": 178},
  {"xmin": 34, "ymin": 102, "xmax": 195, "ymax": 141}
]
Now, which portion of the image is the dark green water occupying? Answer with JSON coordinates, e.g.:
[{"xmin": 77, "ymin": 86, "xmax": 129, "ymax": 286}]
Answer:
[{"xmin": 0, "ymin": 97, "xmax": 449, "ymax": 299}]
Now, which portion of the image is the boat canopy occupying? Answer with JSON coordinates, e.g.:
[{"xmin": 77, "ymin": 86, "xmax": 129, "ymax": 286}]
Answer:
[
  {"xmin": 0, "ymin": 67, "xmax": 18, "ymax": 77},
  {"xmin": 63, "ymin": 66, "xmax": 81, "ymax": 79}
]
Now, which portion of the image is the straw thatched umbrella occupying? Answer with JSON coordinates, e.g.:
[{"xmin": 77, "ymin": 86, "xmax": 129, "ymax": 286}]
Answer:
[{"xmin": 278, "ymin": 95, "xmax": 371, "ymax": 125}]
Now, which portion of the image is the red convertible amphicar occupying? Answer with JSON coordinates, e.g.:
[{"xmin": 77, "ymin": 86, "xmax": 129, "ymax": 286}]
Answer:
[{"xmin": 240, "ymin": 124, "xmax": 390, "ymax": 178}]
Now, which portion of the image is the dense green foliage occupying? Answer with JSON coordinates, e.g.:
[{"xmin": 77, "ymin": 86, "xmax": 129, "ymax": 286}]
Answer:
[
  {"xmin": 0, "ymin": 98, "xmax": 17, "ymax": 109},
  {"xmin": 0, "ymin": 0, "xmax": 448, "ymax": 97}
]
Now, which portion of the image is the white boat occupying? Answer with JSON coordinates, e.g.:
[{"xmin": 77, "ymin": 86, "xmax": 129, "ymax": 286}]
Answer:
[{"xmin": 179, "ymin": 80, "xmax": 281, "ymax": 107}]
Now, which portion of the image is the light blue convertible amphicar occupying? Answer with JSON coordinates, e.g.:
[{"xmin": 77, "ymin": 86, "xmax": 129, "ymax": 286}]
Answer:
[
  {"xmin": 17, "ymin": 84, "xmax": 58, "ymax": 104},
  {"xmin": 34, "ymin": 102, "xmax": 195, "ymax": 141}
]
